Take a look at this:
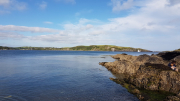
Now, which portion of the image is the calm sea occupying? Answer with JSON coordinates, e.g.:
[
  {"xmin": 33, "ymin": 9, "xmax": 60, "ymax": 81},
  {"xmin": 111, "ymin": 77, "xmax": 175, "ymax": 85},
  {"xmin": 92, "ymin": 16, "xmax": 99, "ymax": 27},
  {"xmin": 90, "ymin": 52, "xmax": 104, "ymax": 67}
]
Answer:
[{"xmin": 0, "ymin": 50, "xmax": 157, "ymax": 101}]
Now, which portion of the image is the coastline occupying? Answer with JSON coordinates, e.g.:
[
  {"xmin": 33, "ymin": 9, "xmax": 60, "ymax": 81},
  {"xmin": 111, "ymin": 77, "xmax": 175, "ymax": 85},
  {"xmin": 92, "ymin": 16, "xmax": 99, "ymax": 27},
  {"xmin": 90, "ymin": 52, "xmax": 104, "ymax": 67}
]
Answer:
[
  {"xmin": 0, "ymin": 49, "xmax": 155, "ymax": 52},
  {"xmin": 0, "ymin": 45, "xmax": 152, "ymax": 52},
  {"xmin": 99, "ymin": 51, "xmax": 180, "ymax": 101}
]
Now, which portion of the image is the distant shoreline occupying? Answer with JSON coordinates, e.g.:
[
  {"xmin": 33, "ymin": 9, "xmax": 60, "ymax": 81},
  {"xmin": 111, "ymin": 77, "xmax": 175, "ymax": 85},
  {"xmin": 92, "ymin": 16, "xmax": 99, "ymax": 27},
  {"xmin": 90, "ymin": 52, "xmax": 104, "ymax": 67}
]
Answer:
[
  {"xmin": 0, "ymin": 49, "xmax": 157, "ymax": 52},
  {"xmin": 0, "ymin": 45, "xmax": 153, "ymax": 52}
]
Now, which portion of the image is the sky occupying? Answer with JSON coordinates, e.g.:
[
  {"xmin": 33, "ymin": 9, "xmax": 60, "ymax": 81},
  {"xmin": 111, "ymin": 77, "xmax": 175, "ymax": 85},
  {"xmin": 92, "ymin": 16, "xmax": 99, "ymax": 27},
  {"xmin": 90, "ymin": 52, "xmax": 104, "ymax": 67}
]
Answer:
[{"xmin": 0, "ymin": 0, "xmax": 180, "ymax": 51}]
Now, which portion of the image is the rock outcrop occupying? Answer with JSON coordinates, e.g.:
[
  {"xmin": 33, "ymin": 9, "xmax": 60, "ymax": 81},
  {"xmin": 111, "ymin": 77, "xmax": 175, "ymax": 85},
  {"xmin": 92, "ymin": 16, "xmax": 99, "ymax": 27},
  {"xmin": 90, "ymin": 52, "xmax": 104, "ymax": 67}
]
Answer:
[
  {"xmin": 156, "ymin": 52, "xmax": 180, "ymax": 61},
  {"xmin": 99, "ymin": 51, "xmax": 180, "ymax": 101},
  {"xmin": 100, "ymin": 54, "xmax": 169, "ymax": 74}
]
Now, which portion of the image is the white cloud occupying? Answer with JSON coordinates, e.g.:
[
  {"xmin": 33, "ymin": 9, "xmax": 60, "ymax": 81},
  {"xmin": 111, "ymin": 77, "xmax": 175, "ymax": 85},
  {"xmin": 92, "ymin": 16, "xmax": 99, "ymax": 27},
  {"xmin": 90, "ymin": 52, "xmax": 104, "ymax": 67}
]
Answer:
[
  {"xmin": 0, "ymin": 0, "xmax": 27, "ymax": 11},
  {"xmin": 0, "ymin": 0, "xmax": 10, "ymax": 7},
  {"xmin": 168, "ymin": 0, "xmax": 180, "ymax": 6},
  {"xmin": 107, "ymin": 0, "xmax": 180, "ymax": 32},
  {"xmin": 35, "ymin": 3, "xmax": 179, "ymax": 50},
  {"xmin": 0, "ymin": 25, "xmax": 58, "ymax": 33},
  {"xmin": 111, "ymin": 0, "xmax": 134, "ymax": 12},
  {"xmin": 44, "ymin": 21, "xmax": 53, "ymax": 24},
  {"xmin": 86, "ymin": 24, "xmax": 94, "ymax": 29},
  {"xmin": 39, "ymin": 1, "xmax": 47, "ymax": 10},
  {"xmin": 27, "ymin": 33, "xmax": 112, "ymax": 45},
  {"xmin": 0, "ymin": 0, "xmax": 27, "ymax": 14},
  {"xmin": 0, "ymin": 31, "xmax": 25, "ymax": 39}
]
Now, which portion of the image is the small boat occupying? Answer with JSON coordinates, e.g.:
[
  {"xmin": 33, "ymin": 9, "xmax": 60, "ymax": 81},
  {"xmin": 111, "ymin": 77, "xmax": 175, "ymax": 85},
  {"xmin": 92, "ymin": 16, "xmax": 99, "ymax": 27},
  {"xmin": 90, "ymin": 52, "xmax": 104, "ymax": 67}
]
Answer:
[{"xmin": 138, "ymin": 50, "xmax": 141, "ymax": 52}]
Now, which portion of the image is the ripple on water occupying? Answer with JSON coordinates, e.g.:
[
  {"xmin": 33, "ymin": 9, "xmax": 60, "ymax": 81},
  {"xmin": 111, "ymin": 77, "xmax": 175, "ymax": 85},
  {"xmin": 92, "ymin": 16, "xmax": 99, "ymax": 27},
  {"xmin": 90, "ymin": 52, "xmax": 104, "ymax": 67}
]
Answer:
[{"xmin": 0, "ymin": 95, "xmax": 27, "ymax": 101}]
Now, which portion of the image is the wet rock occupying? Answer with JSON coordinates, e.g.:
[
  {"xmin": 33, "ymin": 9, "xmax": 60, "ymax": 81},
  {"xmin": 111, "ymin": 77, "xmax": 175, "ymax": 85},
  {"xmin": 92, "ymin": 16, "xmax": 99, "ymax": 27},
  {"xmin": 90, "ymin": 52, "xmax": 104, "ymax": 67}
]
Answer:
[
  {"xmin": 132, "ymin": 89, "xmax": 140, "ymax": 94},
  {"xmin": 166, "ymin": 96, "xmax": 180, "ymax": 101},
  {"xmin": 128, "ymin": 65, "xmax": 180, "ymax": 93},
  {"xmin": 99, "ymin": 62, "xmax": 107, "ymax": 66},
  {"xmin": 176, "ymin": 92, "xmax": 180, "ymax": 98},
  {"xmin": 157, "ymin": 51, "xmax": 180, "ymax": 61},
  {"xmin": 122, "ymin": 53, "xmax": 127, "ymax": 55},
  {"xmin": 173, "ymin": 55, "xmax": 180, "ymax": 67},
  {"xmin": 100, "ymin": 60, "xmax": 140, "ymax": 74},
  {"xmin": 134, "ymin": 54, "xmax": 166, "ymax": 65},
  {"xmin": 100, "ymin": 54, "xmax": 167, "ymax": 74},
  {"xmin": 174, "ymin": 55, "xmax": 180, "ymax": 62},
  {"xmin": 111, "ymin": 54, "xmax": 137, "ymax": 61},
  {"xmin": 100, "ymin": 51, "xmax": 180, "ymax": 101},
  {"xmin": 138, "ymin": 95, "xmax": 145, "ymax": 101},
  {"xmin": 144, "ymin": 63, "xmax": 171, "ymax": 70},
  {"xmin": 151, "ymin": 54, "xmax": 155, "ymax": 56}
]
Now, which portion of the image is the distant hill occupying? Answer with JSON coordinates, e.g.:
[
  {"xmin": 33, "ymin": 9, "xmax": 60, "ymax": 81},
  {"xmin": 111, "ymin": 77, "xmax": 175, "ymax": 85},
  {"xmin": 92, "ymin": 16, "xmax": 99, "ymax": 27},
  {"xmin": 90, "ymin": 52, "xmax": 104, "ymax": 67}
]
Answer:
[
  {"xmin": 0, "ymin": 46, "xmax": 15, "ymax": 50},
  {"xmin": 0, "ymin": 45, "xmax": 151, "ymax": 52},
  {"xmin": 0, "ymin": 46, "xmax": 61, "ymax": 50},
  {"xmin": 59, "ymin": 45, "xmax": 151, "ymax": 52},
  {"xmin": 174, "ymin": 49, "xmax": 180, "ymax": 52}
]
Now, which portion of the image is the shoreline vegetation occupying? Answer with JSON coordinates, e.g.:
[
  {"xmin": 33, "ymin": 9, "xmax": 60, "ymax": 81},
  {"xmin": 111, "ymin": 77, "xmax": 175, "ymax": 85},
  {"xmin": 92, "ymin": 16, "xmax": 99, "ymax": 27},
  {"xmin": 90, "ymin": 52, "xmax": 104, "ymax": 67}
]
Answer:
[{"xmin": 0, "ymin": 45, "xmax": 152, "ymax": 52}]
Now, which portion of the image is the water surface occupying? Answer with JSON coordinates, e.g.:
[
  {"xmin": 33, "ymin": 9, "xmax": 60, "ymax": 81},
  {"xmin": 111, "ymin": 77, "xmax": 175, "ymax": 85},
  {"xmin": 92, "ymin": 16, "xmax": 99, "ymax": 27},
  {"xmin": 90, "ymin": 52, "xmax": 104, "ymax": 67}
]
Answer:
[{"xmin": 0, "ymin": 50, "xmax": 157, "ymax": 101}]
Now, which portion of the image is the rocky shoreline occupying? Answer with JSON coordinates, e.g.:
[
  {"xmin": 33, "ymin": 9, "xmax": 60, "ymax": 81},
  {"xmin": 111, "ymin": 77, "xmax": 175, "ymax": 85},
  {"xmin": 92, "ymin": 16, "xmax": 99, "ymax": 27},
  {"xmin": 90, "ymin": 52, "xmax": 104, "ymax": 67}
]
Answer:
[{"xmin": 99, "ymin": 52, "xmax": 180, "ymax": 101}]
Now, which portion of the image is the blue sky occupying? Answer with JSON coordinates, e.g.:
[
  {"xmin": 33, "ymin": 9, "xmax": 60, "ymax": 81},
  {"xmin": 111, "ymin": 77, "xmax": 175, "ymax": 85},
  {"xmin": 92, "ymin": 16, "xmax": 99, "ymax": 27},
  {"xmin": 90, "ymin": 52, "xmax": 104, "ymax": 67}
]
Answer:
[{"xmin": 0, "ymin": 0, "xmax": 180, "ymax": 51}]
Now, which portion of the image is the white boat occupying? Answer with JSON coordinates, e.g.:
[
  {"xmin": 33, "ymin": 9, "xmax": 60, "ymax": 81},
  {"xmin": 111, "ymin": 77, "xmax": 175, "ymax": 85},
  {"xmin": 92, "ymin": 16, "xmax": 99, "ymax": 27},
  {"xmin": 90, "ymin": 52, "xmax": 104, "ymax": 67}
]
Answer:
[{"xmin": 138, "ymin": 50, "xmax": 141, "ymax": 52}]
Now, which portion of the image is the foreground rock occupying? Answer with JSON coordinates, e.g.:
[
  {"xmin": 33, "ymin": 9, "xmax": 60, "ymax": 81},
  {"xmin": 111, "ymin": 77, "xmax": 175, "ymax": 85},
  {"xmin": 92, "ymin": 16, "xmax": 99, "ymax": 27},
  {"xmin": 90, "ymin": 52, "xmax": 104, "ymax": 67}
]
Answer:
[{"xmin": 99, "ymin": 52, "xmax": 180, "ymax": 101}]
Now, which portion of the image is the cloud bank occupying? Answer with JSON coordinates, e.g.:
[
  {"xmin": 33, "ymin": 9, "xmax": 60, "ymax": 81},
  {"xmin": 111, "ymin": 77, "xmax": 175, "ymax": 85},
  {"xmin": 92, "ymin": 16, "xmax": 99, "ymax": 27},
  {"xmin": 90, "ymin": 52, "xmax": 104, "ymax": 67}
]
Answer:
[
  {"xmin": 111, "ymin": 0, "xmax": 134, "ymax": 12},
  {"xmin": 0, "ymin": 0, "xmax": 27, "ymax": 14},
  {"xmin": 0, "ymin": 25, "xmax": 58, "ymax": 33}
]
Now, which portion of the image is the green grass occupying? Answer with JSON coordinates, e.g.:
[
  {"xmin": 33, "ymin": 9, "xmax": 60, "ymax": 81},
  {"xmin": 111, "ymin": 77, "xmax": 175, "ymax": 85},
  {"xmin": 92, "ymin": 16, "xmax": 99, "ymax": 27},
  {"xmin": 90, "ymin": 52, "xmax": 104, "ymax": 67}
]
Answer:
[{"xmin": 61, "ymin": 45, "xmax": 150, "ymax": 51}]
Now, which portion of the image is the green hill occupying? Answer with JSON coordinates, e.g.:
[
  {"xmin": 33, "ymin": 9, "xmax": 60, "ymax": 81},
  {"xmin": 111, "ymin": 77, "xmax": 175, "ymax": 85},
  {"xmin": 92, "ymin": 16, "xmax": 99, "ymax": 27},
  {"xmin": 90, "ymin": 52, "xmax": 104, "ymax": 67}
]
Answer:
[
  {"xmin": 174, "ymin": 49, "xmax": 180, "ymax": 51},
  {"xmin": 0, "ymin": 46, "xmax": 61, "ymax": 50},
  {"xmin": 0, "ymin": 46, "xmax": 16, "ymax": 50},
  {"xmin": 60, "ymin": 45, "xmax": 151, "ymax": 52},
  {"xmin": 0, "ymin": 45, "xmax": 151, "ymax": 52}
]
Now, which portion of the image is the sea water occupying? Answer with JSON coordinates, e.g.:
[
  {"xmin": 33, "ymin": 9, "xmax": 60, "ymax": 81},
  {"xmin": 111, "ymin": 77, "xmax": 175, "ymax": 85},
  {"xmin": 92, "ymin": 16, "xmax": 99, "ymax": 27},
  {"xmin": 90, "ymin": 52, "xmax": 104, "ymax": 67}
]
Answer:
[{"xmin": 0, "ymin": 50, "xmax": 157, "ymax": 101}]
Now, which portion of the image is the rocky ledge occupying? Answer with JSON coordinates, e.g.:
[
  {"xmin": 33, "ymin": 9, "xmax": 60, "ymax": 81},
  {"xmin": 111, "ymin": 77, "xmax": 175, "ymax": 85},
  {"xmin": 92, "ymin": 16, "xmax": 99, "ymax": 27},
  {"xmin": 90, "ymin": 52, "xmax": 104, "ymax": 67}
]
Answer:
[{"xmin": 99, "ymin": 52, "xmax": 180, "ymax": 101}]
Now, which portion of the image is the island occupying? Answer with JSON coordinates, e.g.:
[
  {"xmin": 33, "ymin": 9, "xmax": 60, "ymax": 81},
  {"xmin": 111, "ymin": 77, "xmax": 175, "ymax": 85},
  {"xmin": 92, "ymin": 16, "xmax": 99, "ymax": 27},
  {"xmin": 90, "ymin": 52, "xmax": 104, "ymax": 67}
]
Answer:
[{"xmin": 0, "ymin": 45, "xmax": 151, "ymax": 52}]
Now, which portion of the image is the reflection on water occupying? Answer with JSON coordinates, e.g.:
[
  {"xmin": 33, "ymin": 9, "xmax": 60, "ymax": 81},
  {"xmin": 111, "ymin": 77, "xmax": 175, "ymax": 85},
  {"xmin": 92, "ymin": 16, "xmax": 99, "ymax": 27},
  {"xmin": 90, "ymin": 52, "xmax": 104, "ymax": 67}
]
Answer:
[{"xmin": 0, "ymin": 51, "xmax": 156, "ymax": 101}]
